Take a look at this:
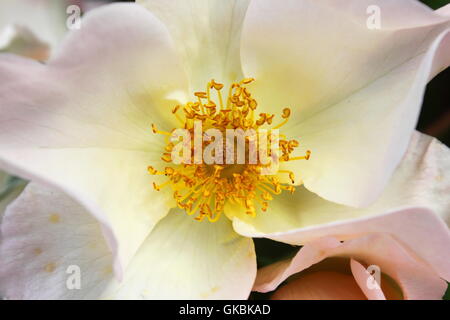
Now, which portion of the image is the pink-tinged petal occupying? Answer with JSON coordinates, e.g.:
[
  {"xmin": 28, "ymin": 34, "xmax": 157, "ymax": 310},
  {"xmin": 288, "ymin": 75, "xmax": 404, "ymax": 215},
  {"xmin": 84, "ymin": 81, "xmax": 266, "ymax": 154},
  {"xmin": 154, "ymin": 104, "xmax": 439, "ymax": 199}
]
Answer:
[
  {"xmin": 0, "ymin": 183, "xmax": 114, "ymax": 299},
  {"xmin": 340, "ymin": 234, "xmax": 447, "ymax": 300},
  {"xmin": 251, "ymin": 207, "xmax": 450, "ymax": 284},
  {"xmin": 0, "ymin": 3, "xmax": 189, "ymax": 279},
  {"xmin": 137, "ymin": 0, "xmax": 251, "ymax": 91},
  {"xmin": 270, "ymin": 271, "xmax": 367, "ymax": 300},
  {"xmin": 436, "ymin": 4, "xmax": 450, "ymax": 16},
  {"xmin": 233, "ymin": 133, "xmax": 450, "ymax": 280},
  {"xmin": 255, "ymin": 234, "xmax": 447, "ymax": 300},
  {"xmin": 350, "ymin": 259, "xmax": 386, "ymax": 300},
  {"xmin": 0, "ymin": 183, "xmax": 256, "ymax": 299},
  {"xmin": 254, "ymin": 237, "xmax": 341, "ymax": 292},
  {"xmin": 241, "ymin": 0, "xmax": 450, "ymax": 207}
]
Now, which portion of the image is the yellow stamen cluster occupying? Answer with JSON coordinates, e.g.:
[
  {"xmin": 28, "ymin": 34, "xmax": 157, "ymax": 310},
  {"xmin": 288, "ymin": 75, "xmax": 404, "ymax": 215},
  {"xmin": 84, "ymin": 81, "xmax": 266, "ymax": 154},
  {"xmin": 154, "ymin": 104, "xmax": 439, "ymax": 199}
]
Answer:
[{"xmin": 149, "ymin": 79, "xmax": 311, "ymax": 222}]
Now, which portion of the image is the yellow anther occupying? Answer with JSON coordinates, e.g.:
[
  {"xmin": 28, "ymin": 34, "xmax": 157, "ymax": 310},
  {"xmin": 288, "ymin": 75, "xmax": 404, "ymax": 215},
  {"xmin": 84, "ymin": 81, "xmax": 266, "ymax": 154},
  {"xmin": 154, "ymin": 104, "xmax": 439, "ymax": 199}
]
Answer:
[
  {"xmin": 161, "ymin": 153, "xmax": 172, "ymax": 163},
  {"xmin": 148, "ymin": 78, "xmax": 311, "ymax": 223},
  {"xmin": 265, "ymin": 114, "xmax": 275, "ymax": 125},
  {"xmin": 191, "ymin": 102, "xmax": 201, "ymax": 112},
  {"xmin": 165, "ymin": 167, "xmax": 175, "ymax": 176},
  {"xmin": 205, "ymin": 101, "xmax": 216, "ymax": 109},
  {"xmin": 211, "ymin": 80, "xmax": 224, "ymax": 90},
  {"xmin": 165, "ymin": 143, "xmax": 174, "ymax": 152},
  {"xmin": 289, "ymin": 140, "xmax": 299, "ymax": 148},
  {"xmin": 241, "ymin": 78, "xmax": 255, "ymax": 84},
  {"xmin": 282, "ymin": 108, "xmax": 291, "ymax": 119},
  {"xmin": 194, "ymin": 92, "xmax": 207, "ymax": 99},
  {"xmin": 172, "ymin": 105, "xmax": 180, "ymax": 114},
  {"xmin": 289, "ymin": 172, "xmax": 295, "ymax": 184},
  {"xmin": 147, "ymin": 166, "xmax": 158, "ymax": 175},
  {"xmin": 249, "ymin": 99, "xmax": 257, "ymax": 110},
  {"xmin": 305, "ymin": 150, "xmax": 311, "ymax": 160}
]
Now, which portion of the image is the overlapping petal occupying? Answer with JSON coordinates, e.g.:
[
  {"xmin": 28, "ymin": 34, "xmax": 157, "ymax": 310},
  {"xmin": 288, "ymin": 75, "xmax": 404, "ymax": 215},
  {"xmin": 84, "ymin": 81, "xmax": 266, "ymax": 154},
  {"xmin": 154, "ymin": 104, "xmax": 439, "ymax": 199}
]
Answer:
[
  {"xmin": 241, "ymin": 0, "xmax": 450, "ymax": 207},
  {"xmin": 0, "ymin": 183, "xmax": 113, "ymax": 299},
  {"xmin": 233, "ymin": 132, "xmax": 450, "ymax": 281},
  {"xmin": 0, "ymin": 0, "xmax": 67, "ymax": 52},
  {"xmin": 0, "ymin": 3, "xmax": 189, "ymax": 278},
  {"xmin": 0, "ymin": 183, "xmax": 256, "ymax": 299},
  {"xmin": 254, "ymin": 233, "xmax": 448, "ymax": 300},
  {"xmin": 102, "ymin": 209, "xmax": 256, "ymax": 300},
  {"xmin": 137, "ymin": 0, "xmax": 251, "ymax": 91}
]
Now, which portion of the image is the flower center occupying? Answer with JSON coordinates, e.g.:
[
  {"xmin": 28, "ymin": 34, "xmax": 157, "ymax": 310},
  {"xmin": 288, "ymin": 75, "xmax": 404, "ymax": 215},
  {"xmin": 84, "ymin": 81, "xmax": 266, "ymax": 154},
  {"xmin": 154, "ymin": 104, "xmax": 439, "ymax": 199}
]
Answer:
[{"xmin": 149, "ymin": 78, "xmax": 311, "ymax": 222}]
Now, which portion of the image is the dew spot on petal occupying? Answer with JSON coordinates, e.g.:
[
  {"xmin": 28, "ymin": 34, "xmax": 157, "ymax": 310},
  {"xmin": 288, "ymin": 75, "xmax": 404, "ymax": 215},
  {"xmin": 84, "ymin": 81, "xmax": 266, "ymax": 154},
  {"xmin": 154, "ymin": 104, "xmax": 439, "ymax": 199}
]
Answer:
[
  {"xmin": 44, "ymin": 262, "xmax": 56, "ymax": 273},
  {"xmin": 48, "ymin": 213, "xmax": 60, "ymax": 224}
]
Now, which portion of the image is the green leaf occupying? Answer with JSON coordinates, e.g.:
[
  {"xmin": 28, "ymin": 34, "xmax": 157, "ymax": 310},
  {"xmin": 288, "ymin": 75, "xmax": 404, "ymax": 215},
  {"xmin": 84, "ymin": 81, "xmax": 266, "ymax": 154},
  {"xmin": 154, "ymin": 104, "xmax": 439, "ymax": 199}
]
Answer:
[
  {"xmin": 443, "ymin": 282, "xmax": 450, "ymax": 300},
  {"xmin": 420, "ymin": 0, "xmax": 450, "ymax": 10}
]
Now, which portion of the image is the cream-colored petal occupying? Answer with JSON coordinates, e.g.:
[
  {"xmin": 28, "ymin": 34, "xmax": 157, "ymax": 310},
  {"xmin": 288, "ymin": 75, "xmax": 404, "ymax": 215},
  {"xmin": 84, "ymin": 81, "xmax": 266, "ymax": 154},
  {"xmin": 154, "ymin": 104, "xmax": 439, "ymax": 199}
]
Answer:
[
  {"xmin": 242, "ymin": 0, "xmax": 450, "ymax": 121},
  {"xmin": 0, "ymin": 183, "xmax": 114, "ymax": 299},
  {"xmin": 0, "ymin": 3, "xmax": 189, "ymax": 278},
  {"xmin": 137, "ymin": 0, "xmax": 251, "ymax": 91},
  {"xmin": 0, "ymin": 183, "xmax": 256, "ymax": 299},
  {"xmin": 233, "ymin": 132, "xmax": 450, "ymax": 281},
  {"xmin": 241, "ymin": 0, "xmax": 450, "ymax": 206},
  {"xmin": 254, "ymin": 234, "xmax": 447, "ymax": 300},
  {"xmin": 101, "ymin": 209, "xmax": 256, "ymax": 300}
]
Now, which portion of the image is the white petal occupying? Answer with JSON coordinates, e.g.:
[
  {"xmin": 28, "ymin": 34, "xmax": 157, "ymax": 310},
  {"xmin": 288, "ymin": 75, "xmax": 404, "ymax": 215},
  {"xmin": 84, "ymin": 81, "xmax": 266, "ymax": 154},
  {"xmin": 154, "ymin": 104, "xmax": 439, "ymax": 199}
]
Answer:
[
  {"xmin": 241, "ymin": 0, "xmax": 450, "ymax": 206},
  {"xmin": 0, "ymin": 3, "xmax": 189, "ymax": 277},
  {"xmin": 234, "ymin": 131, "xmax": 450, "ymax": 229},
  {"xmin": 0, "ymin": 183, "xmax": 256, "ymax": 299},
  {"xmin": 102, "ymin": 210, "xmax": 256, "ymax": 300},
  {"xmin": 137, "ymin": 0, "xmax": 251, "ymax": 90},
  {"xmin": 234, "ymin": 131, "xmax": 450, "ymax": 232},
  {"xmin": 0, "ymin": 183, "xmax": 114, "ymax": 299}
]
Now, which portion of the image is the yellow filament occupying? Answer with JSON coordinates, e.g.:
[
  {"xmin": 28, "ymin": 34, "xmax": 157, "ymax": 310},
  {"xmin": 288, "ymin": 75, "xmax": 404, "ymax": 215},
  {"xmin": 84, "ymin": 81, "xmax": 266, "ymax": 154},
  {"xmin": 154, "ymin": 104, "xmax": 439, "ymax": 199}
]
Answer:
[{"xmin": 147, "ymin": 79, "xmax": 311, "ymax": 222}]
